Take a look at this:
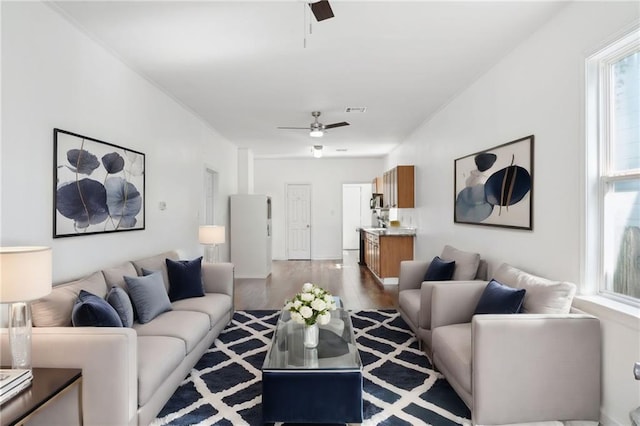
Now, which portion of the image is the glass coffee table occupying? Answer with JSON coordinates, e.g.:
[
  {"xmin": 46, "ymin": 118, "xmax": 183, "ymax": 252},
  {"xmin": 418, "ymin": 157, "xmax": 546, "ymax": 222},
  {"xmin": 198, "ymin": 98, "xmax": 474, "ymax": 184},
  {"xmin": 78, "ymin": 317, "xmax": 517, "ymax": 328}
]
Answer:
[{"xmin": 262, "ymin": 307, "xmax": 363, "ymax": 424}]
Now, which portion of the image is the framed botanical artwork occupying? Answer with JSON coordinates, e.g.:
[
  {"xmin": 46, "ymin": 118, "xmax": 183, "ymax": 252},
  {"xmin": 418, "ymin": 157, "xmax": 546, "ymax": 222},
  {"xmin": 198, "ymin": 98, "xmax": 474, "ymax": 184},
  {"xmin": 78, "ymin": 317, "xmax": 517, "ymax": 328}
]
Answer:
[
  {"xmin": 454, "ymin": 135, "xmax": 534, "ymax": 230},
  {"xmin": 53, "ymin": 128, "xmax": 145, "ymax": 238}
]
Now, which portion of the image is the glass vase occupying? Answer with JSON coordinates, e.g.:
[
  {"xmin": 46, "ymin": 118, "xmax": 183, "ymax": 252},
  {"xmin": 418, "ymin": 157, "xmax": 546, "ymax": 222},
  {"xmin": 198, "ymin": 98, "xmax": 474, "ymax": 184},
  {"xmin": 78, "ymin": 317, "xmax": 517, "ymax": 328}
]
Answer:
[
  {"xmin": 9, "ymin": 302, "xmax": 32, "ymax": 370},
  {"xmin": 304, "ymin": 323, "xmax": 319, "ymax": 348}
]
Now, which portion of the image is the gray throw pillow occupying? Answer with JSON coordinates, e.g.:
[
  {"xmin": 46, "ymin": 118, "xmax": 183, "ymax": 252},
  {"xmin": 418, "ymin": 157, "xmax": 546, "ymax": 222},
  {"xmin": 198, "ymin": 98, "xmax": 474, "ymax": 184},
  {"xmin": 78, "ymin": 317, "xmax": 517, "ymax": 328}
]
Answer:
[
  {"xmin": 124, "ymin": 272, "xmax": 172, "ymax": 324},
  {"xmin": 106, "ymin": 286, "xmax": 134, "ymax": 327},
  {"xmin": 441, "ymin": 245, "xmax": 481, "ymax": 280}
]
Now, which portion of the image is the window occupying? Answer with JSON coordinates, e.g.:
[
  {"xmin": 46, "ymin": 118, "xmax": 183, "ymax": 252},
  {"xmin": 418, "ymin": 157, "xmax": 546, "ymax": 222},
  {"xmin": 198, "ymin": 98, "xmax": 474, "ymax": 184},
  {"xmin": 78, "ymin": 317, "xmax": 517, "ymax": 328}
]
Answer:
[{"xmin": 586, "ymin": 28, "xmax": 640, "ymax": 305}]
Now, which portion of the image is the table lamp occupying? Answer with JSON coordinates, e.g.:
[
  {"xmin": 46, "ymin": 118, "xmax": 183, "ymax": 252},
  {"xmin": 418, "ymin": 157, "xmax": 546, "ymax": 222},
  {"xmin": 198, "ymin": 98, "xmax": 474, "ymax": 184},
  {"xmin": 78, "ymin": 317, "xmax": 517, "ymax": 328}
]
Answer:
[
  {"xmin": 0, "ymin": 247, "xmax": 52, "ymax": 370},
  {"xmin": 198, "ymin": 226, "xmax": 225, "ymax": 263}
]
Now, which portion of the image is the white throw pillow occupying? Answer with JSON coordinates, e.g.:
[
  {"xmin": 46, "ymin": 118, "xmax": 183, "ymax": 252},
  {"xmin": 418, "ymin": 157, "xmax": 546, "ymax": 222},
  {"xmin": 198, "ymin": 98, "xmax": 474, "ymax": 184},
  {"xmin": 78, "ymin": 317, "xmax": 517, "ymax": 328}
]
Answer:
[{"xmin": 492, "ymin": 263, "xmax": 576, "ymax": 314}]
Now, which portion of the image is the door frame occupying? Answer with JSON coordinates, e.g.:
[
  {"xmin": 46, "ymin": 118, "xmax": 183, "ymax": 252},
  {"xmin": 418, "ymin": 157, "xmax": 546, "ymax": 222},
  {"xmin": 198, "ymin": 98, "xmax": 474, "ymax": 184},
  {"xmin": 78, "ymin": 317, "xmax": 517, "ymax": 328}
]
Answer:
[{"xmin": 341, "ymin": 182, "xmax": 373, "ymax": 251}]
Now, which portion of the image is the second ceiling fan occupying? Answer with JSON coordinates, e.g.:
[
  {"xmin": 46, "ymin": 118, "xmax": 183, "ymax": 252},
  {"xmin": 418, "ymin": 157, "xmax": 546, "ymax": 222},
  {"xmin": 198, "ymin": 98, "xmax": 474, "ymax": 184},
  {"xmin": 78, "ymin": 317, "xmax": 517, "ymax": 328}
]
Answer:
[{"xmin": 278, "ymin": 111, "xmax": 349, "ymax": 138}]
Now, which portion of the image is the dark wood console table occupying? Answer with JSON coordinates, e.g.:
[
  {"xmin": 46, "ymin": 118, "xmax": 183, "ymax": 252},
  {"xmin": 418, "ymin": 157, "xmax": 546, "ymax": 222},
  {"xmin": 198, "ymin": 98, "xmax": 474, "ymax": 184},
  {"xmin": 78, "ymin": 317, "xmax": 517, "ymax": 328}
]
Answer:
[{"xmin": 0, "ymin": 368, "xmax": 82, "ymax": 426}]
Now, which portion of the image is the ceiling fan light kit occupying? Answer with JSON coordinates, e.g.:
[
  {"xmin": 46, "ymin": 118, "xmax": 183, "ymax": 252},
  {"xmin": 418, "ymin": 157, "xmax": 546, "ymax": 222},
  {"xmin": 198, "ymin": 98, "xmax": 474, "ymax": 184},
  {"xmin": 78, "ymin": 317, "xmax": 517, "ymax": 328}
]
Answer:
[{"xmin": 312, "ymin": 145, "xmax": 323, "ymax": 158}]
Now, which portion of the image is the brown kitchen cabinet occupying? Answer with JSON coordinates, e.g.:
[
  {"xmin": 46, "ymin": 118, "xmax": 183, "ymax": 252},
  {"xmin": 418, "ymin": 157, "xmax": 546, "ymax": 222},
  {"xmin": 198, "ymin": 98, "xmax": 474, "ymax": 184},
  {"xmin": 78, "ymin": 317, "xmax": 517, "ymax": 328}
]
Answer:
[
  {"xmin": 363, "ymin": 230, "xmax": 414, "ymax": 281},
  {"xmin": 383, "ymin": 165, "xmax": 414, "ymax": 208},
  {"xmin": 372, "ymin": 176, "xmax": 383, "ymax": 194}
]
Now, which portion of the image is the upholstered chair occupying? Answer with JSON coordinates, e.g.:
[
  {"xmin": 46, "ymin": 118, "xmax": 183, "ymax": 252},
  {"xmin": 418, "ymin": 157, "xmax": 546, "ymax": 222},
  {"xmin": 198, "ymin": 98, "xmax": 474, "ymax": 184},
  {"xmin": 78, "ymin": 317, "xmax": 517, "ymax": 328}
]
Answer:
[{"xmin": 398, "ymin": 245, "xmax": 487, "ymax": 356}]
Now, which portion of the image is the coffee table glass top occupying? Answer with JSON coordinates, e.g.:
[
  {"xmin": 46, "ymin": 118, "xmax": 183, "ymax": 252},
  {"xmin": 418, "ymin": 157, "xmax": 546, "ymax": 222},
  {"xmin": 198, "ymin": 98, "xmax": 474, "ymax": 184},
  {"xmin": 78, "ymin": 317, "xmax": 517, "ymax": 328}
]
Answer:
[{"xmin": 262, "ymin": 307, "xmax": 362, "ymax": 371}]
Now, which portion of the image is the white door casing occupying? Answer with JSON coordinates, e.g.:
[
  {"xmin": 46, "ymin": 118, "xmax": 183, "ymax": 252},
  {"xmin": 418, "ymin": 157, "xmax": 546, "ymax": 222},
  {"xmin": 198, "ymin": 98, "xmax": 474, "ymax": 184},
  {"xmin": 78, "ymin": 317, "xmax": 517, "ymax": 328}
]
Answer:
[
  {"xmin": 203, "ymin": 167, "xmax": 218, "ymax": 225},
  {"xmin": 342, "ymin": 184, "xmax": 362, "ymax": 250},
  {"xmin": 286, "ymin": 184, "xmax": 311, "ymax": 259}
]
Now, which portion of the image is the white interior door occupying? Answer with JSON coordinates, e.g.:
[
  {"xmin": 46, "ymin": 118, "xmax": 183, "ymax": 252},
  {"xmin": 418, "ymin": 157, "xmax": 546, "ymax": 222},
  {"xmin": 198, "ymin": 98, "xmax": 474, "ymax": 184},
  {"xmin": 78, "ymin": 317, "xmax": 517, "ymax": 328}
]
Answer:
[
  {"xmin": 342, "ymin": 185, "xmax": 362, "ymax": 250},
  {"xmin": 286, "ymin": 184, "xmax": 311, "ymax": 259}
]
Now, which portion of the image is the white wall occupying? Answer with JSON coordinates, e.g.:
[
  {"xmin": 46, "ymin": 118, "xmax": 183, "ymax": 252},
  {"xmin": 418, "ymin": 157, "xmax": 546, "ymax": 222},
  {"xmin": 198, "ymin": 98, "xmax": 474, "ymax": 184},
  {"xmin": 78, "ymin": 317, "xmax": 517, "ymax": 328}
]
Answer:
[
  {"xmin": 385, "ymin": 2, "xmax": 639, "ymax": 424},
  {"xmin": 254, "ymin": 158, "xmax": 383, "ymax": 260},
  {"xmin": 0, "ymin": 2, "xmax": 237, "ymax": 282}
]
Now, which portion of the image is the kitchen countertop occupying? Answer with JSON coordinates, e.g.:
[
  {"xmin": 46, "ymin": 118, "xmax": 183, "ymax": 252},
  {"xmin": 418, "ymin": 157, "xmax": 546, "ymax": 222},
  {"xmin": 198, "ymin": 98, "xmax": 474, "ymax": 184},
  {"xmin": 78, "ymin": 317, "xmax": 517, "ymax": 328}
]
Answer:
[{"xmin": 359, "ymin": 227, "xmax": 416, "ymax": 236}]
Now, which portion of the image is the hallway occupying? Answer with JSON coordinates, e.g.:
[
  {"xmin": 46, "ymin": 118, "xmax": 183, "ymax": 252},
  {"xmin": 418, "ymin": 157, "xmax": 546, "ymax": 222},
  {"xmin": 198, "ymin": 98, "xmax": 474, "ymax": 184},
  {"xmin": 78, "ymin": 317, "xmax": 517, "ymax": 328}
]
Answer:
[{"xmin": 233, "ymin": 250, "xmax": 398, "ymax": 310}]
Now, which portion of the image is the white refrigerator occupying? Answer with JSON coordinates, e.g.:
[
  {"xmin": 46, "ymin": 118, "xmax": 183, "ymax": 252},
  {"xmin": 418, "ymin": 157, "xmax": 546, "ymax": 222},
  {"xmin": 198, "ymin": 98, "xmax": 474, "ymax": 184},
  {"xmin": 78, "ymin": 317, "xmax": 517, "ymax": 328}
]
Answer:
[{"xmin": 230, "ymin": 194, "xmax": 272, "ymax": 278}]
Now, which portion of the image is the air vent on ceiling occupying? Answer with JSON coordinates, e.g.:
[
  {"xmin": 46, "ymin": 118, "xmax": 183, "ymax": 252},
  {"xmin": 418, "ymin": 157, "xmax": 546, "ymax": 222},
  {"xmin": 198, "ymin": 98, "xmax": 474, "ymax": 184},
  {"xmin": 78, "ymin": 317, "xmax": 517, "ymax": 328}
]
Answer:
[
  {"xmin": 345, "ymin": 107, "xmax": 367, "ymax": 113},
  {"xmin": 336, "ymin": 148, "xmax": 348, "ymax": 152}
]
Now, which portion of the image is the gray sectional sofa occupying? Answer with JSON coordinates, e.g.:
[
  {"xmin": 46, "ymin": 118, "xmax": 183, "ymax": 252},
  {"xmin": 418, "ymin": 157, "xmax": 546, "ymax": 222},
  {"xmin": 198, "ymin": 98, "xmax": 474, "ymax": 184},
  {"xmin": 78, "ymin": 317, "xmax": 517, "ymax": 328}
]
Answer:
[
  {"xmin": 0, "ymin": 251, "xmax": 234, "ymax": 426},
  {"xmin": 399, "ymin": 248, "xmax": 601, "ymax": 425}
]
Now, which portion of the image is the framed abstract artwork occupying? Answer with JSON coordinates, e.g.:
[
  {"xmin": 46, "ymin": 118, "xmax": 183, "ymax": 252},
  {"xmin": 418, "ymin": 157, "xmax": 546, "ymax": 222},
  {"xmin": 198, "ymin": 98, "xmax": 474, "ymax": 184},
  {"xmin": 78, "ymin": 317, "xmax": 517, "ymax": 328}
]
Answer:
[
  {"xmin": 454, "ymin": 135, "xmax": 534, "ymax": 230},
  {"xmin": 53, "ymin": 128, "xmax": 145, "ymax": 238}
]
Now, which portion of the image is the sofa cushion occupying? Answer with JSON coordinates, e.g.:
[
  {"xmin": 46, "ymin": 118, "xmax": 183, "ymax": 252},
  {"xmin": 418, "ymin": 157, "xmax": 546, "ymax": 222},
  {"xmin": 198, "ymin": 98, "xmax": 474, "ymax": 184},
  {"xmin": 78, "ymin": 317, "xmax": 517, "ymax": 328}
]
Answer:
[
  {"xmin": 398, "ymin": 289, "xmax": 421, "ymax": 330},
  {"xmin": 492, "ymin": 263, "xmax": 576, "ymax": 314},
  {"xmin": 102, "ymin": 262, "xmax": 138, "ymax": 290},
  {"xmin": 125, "ymin": 272, "xmax": 172, "ymax": 324},
  {"xmin": 474, "ymin": 279, "xmax": 526, "ymax": 315},
  {"xmin": 137, "ymin": 335, "xmax": 185, "ymax": 407},
  {"xmin": 133, "ymin": 310, "xmax": 210, "ymax": 353},
  {"xmin": 166, "ymin": 257, "xmax": 205, "ymax": 302},
  {"xmin": 131, "ymin": 251, "xmax": 179, "ymax": 291},
  {"xmin": 424, "ymin": 256, "xmax": 456, "ymax": 281},
  {"xmin": 172, "ymin": 293, "xmax": 233, "ymax": 328},
  {"xmin": 441, "ymin": 245, "xmax": 480, "ymax": 280},
  {"xmin": 32, "ymin": 271, "xmax": 107, "ymax": 327},
  {"xmin": 432, "ymin": 323, "xmax": 472, "ymax": 394},
  {"xmin": 106, "ymin": 286, "xmax": 134, "ymax": 327},
  {"xmin": 72, "ymin": 290, "xmax": 123, "ymax": 327}
]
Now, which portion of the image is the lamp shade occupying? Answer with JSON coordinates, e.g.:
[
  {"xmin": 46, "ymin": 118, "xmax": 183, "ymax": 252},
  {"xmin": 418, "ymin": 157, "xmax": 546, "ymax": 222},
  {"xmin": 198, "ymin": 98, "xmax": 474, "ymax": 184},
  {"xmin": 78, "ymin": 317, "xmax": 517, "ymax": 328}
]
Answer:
[
  {"xmin": 199, "ymin": 225, "xmax": 225, "ymax": 245},
  {"xmin": 0, "ymin": 247, "xmax": 52, "ymax": 303}
]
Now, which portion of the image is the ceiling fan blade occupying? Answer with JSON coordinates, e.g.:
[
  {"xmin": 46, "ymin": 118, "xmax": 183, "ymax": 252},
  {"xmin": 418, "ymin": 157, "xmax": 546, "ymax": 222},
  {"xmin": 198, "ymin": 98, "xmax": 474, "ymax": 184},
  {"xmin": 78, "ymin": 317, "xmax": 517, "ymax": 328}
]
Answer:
[
  {"xmin": 309, "ymin": 1, "xmax": 334, "ymax": 22},
  {"xmin": 277, "ymin": 126, "xmax": 310, "ymax": 130},
  {"xmin": 324, "ymin": 122, "xmax": 349, "ymax": 129}
]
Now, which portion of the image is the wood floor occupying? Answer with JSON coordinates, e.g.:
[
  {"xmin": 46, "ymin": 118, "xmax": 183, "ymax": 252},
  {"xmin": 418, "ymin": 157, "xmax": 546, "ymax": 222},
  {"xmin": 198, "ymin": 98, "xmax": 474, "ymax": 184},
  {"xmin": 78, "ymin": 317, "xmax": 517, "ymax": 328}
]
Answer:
[{"xmin": 234, "ymin": 250, "xmax": 399, "ymax": 310}]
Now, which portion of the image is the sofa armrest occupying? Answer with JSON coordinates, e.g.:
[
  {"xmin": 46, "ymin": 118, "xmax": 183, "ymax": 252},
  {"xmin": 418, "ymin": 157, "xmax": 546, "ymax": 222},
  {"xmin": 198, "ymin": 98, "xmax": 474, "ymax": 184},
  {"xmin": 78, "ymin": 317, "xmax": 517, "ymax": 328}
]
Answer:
[
  {"xmin": 398, "ymin": 260, "xmax": 430, "ymax": 292},
  {"xmin": 430, "ymin": 281, "xmax": 487, "ymax": 329},
  {"xmin": 202, "ymin": 262, "xmax": 234, "ymax": 296},
  {"xmin": 1, "ymin": 327, "xmax": 138, "ymax": 426},
  {"xmin": 472, "ymin": 314, "xmax": 601, "ymax": 425}
]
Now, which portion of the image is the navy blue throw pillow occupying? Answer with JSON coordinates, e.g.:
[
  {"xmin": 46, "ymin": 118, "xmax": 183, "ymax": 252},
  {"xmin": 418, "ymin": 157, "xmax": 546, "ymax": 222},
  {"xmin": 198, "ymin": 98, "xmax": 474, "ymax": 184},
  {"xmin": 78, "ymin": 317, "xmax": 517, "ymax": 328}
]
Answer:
[
  {"xmin": 474, "ymin": 279, "xmax": 526, "ymax": 315},
  {"xmin": 72, "ymin": 290, "xmax": 123, "ymax": 327},
  {"xmin": 423, "ymin": 256, "xmax": 456, "ymax": 281},
  {"xmin": 166, "ymin": 257, "xmax": 205, "ymax": 302}
]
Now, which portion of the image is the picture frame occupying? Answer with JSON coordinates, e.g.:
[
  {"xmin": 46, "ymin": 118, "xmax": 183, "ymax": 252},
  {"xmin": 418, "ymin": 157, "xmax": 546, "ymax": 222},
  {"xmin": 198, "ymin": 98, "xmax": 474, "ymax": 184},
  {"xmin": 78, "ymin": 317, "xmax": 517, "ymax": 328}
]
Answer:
[
  {"xmin": 53, "ymin": 128, "xmax": 145, "ymax": 238},
  {"xmin": 454, "ymin": 135, "xmax": 534, "ymax": 230}
]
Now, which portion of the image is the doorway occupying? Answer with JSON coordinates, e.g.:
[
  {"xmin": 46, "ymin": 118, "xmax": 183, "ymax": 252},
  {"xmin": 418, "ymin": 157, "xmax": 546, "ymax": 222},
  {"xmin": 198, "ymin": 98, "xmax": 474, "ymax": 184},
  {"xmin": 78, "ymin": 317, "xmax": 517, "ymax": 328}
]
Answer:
[
  {"xmin": 286, "ymin": 184, "xmax": 311, "ymax": 259},
  {"xmin": 342, "ymin": 183, "xmax": 372, "ymax": 250},
  {"xmin": 203, "ymin": 167, "xmax": 218, "ymax": 225}
]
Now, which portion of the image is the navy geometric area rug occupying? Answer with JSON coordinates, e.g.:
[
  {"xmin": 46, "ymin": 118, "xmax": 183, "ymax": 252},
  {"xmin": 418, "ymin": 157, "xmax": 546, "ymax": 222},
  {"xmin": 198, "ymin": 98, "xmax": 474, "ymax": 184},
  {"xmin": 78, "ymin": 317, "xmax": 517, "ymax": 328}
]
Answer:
[{"xmin": 152, "ymin": 310, "xmax": 470, "ymax": 426}]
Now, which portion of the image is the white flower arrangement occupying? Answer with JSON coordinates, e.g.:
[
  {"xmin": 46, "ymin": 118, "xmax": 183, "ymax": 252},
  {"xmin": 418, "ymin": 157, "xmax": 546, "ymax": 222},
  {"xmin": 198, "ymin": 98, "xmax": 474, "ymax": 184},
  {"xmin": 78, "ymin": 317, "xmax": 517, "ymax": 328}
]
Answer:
[{"xmin": 284, "ymin": 282, "xmax": 337, "ymax": 326}]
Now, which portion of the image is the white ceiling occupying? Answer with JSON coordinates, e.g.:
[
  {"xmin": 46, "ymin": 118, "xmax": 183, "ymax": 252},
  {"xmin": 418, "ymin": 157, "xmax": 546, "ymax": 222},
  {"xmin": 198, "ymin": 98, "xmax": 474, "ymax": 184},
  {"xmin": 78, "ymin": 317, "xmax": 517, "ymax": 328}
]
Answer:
[{"xmin": 52, "ymin": 1, "xmax": 568, "ymax": 159}]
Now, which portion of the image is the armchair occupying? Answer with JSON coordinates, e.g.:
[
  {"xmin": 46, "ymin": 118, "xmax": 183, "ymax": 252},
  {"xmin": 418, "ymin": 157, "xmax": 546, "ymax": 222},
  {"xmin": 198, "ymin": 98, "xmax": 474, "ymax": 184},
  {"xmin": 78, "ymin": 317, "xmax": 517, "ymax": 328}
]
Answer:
[{"xmin": 398, "ymin": 245, "xmax": 487, "ymax": 355}]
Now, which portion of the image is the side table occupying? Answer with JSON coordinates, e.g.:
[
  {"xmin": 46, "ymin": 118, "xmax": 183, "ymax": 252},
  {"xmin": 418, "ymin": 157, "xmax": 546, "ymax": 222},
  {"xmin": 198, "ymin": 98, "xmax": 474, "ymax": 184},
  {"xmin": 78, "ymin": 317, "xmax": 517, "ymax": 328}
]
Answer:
[{"xmin": 0, "ymin": 368, "xmax": 82, "ymax": 426}]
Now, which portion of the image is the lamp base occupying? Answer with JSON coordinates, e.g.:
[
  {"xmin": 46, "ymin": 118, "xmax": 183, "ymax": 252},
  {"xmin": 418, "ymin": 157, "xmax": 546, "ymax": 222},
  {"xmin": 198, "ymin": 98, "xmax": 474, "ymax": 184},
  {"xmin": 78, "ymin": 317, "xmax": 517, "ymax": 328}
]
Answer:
[
  {"xmin": 204, "ymin": 244, "xmax": 218, "ymax": 263},
  {"xmin": 9, "ymin": 302, "xmax": 32, "ymax": 370}
]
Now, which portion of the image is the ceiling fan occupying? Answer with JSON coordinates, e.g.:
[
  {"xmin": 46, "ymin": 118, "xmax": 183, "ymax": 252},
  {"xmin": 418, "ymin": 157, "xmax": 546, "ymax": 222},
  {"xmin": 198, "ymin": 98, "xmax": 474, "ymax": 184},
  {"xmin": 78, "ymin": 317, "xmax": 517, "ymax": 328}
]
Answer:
[
  {"xmin": 278, "ymin": 111, "xmax": 349, "ymax": 138},
  {"xmin": 308, "ymin": 0, "xmax": 334, "ymax": 22}
]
